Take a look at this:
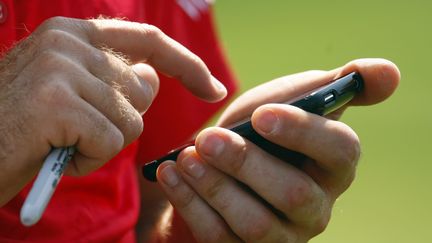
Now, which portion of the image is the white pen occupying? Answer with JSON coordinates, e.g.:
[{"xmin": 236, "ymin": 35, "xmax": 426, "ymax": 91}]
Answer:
[{"xmin": 20, "ymin": 147, "xmax": 75, "ymax": 226}]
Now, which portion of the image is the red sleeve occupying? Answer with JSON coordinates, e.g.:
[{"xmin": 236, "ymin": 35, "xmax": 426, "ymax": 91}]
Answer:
[
  {"xmin": 136, "ymin": 1, "xmax": 238, "ymax": 242},
  {"xmin": 135, "ymin": 1, "xmax": 238, "ymax": 164}
]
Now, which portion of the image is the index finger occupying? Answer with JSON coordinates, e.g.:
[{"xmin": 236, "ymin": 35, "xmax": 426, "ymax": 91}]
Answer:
[{"xmin": 38, "ymin": 17, "xmax": 227, "ymax": 102}]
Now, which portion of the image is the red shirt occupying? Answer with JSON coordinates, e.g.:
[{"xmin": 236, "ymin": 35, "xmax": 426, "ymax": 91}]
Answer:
[{"xmin": 0, "ymin": 0, "xmax": 237, "ymax": 242}]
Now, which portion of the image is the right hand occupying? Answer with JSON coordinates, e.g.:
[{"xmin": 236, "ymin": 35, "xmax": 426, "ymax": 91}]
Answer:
[{"xmin": 0, "ymin": 17, "xmax": 227, "ymax": 207}]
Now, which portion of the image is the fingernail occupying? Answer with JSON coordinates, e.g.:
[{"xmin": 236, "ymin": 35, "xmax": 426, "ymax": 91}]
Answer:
[
  {"xmin": 199, "ymin": 133, "xmax": 225, "ymax": 157},
  {"xmin": 212, "ymin": 76, "xmax": 227, "ymax": 96},
  {"xmin": 255, "ymin": 109, "xmax": 280, "ymax": 134},
  {"xmin": 160, "ymin": 165, "xmax": 180, "ymax": 187},
  {"xmin": 182, "ymin": 156, "xmax": 205, "ymax": 179}
]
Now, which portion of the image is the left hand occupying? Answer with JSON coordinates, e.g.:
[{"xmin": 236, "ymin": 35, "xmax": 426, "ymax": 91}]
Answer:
[{"xmin": 156, "ymin": 58, "xmax": 400, "ymax": 242}]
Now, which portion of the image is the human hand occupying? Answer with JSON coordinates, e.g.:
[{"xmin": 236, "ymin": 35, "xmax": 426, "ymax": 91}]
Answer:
[
  {"xmin": 0, "ymin": 17, "xmax": 226, "ymax": 206},
  {"xmin": 155, "ymin": 59, "xmax": 399, "ymax": 242}
]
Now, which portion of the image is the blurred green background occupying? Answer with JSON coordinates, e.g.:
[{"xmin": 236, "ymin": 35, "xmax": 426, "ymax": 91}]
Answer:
[{"xmin": 214, "ymin": 1, "xmax": 431, "ymax": 242}]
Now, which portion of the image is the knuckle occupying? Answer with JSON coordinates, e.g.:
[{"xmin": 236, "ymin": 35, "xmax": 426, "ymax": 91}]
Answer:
[
  {"xmin": 176, "ymin": 188, "xmax": 196, "ymax": 210},
  {"xmin": 141, "ymin": 24, "xmax": 162, "ymax": 40},
  {"xmin": 183, "ymin": 54, "xmax": 208, "ymax": 80},
  {"xmin": 35, "ymin": 49, "xmax": 62, "ymax": 64},
  {"xmin": 122, "ymin": 109, "xmax": 143, "ymax": 142},
  {"xmin": 35, "ymin": 28, "xmax": 90, "ymax": 61},
  {"xmin": 345, "ymin": 169, "xmax": 357, "ymax": 188},
  {"xmin": 38, "ymin": 28, "xmax": 70, "ymax": 48},
  {"xmin": 77, "ymin": 113, "xmax": 105, "ymax": 141},
  {"xmin": 311, "ymin": 212, "xmax": 331, "ymax": 236},
  {"xmin": 241, "ymin": 213, "xmax": 274, "ymax": 242},
  {"xmin": 204, "ymin": 176, "xmax": 228, "ymax": 203},
  {"xmin": 89, "ymin": 116, "xmax": 122, "ymax": 153},
  {"xmin": 99, "ymin": 45, "xmax": 130, "ymax": 66},
  {"xmin": 33, "ymin": 49, "xmax": 72, "ymax": 72},
  {"xmin": 30, "ymin": 51, "xmax": 76, "ymax": 104},
  {"xmin": 108, "ymin": 132, "xmax": 125, "ymax": 156},
  {"xmin": 94, "ymin": 87, "xmax": 143, "ymax": 145},
  {"xmin": 334, "ymin": 122, "xmax": 361, "ymax": 170},
  {"xmin": 87, "ymin": 50, "xmax": 115, "ymax": 80},
  {"xmin": 89, "ymin": 48, "xmax": 107, "ymax": 63},
  {"xmin": 38, "ymin": 16, "xmax": 70, "ymax": 32},
  {"xmin": 34, "ymin": 75, "xmax": 73, "ymax": 107},
  {"xmin": 282, "ymin": 180, "xmax": 317, "ymax": 214},
  {"xmin": 303, "ymin": 190, "xmax": 331, "ymax": 235},
  {"xmin": 189, "ymin": 53, "xmax": 206, "ymax": 69},
  {"xmin": 82, "ymin": 119, "xmax": 124, "ymax": 166}
]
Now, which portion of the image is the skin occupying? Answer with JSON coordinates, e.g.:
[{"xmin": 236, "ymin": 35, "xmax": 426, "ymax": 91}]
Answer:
[
  {"xmin": 0, "ymin": 17, "xmax": 227, "ymax": 207},
  {"xmin": 156, "ymin": 59, "xmax": 400, "ymax": 242},
  {"xmin": 0, "ymin": 16, "xmax": 400, "ymax": 243}
]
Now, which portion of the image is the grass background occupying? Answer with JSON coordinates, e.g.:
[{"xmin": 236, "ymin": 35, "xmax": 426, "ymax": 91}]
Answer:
[{"xmin": 213, "ymin": 1, "xmax": 431, "ymax": 242}]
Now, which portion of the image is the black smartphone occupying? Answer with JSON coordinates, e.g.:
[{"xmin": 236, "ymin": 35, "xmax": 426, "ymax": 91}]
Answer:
[{"xmin": 142, "ymin": 72, "xmax": 364, "ymax": 181}]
